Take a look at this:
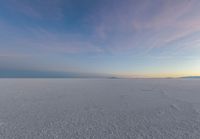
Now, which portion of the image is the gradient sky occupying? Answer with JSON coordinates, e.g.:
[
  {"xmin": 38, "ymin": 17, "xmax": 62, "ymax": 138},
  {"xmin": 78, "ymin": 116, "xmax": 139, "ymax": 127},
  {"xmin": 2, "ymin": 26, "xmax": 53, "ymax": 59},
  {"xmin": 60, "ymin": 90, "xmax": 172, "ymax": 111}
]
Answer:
[{"xmin": 0, "ymin": 0, "xmax": 200, "ymax": 78}]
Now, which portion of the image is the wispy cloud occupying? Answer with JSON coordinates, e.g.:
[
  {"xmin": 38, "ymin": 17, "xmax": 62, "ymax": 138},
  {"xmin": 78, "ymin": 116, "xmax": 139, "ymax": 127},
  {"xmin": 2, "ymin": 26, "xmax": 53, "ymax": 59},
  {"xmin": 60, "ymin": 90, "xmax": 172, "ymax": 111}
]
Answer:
[
  {"xmin": 4, "ymin": 0, "xmax": 64, "ymax": 20},
  {"xmin": 88, "ymin": 0, "xmax": 200, "ymax": 56},
  {"xmin": 3, "ymin": 0, "xmax": 200, "ymax": 56},
  {"xmin": 0, "ymin": 22, "xmax": 104, "ymax": 55}
]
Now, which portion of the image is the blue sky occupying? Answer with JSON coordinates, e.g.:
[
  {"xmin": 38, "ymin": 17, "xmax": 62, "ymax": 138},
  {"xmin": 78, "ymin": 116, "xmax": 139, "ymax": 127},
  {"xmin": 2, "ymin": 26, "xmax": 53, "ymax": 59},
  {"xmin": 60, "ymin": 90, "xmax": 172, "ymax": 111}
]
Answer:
[{"xmin": 0, "ymin": 0, "xmax": 200, "ymax": 77}]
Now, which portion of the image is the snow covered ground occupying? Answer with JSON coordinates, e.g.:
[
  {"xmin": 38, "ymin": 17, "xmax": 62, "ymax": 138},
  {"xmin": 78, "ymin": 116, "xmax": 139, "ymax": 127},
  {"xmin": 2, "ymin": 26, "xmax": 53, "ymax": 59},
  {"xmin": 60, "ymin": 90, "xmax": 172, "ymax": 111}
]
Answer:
[{"xmin": 0, "ymin": 79, "xmax": 200, "ymax": 139}]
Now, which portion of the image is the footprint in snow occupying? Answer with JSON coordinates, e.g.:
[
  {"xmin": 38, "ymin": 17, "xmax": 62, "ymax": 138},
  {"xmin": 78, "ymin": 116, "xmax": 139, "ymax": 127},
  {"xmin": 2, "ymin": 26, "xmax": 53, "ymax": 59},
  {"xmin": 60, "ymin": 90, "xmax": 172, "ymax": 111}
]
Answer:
[{"xmin": 170, "ymin": 104, "xmax": 180, "ymax": 111}]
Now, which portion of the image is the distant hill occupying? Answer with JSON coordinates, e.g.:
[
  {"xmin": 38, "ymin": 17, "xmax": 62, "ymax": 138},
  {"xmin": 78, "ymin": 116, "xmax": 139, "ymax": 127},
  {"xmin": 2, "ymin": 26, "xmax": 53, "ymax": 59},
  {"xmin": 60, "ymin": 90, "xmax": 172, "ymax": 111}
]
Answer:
[
  {"xmin": 107, "ymin": 77, "xmax": 120, "ymax": 79},
  {"xmin": 181, "ymin": 76, "xmax": 200, "ymax": 79}
]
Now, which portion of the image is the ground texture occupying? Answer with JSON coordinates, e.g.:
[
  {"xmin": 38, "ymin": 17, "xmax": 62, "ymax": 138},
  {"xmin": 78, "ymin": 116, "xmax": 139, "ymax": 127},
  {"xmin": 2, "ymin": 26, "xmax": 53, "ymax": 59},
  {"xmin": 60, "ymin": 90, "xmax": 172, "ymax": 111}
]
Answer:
[{"xmin": 0, "ymin": 79, "xmax": 200, "ymax": 139}]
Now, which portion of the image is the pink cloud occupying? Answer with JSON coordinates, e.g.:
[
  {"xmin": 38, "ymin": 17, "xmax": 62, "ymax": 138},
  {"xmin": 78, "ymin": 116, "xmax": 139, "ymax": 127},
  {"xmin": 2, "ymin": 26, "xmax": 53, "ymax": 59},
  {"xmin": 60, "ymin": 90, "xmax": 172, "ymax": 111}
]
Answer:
[{"xmin": 88, "ymin": 0, "xmax": 200, "ymax": 55}]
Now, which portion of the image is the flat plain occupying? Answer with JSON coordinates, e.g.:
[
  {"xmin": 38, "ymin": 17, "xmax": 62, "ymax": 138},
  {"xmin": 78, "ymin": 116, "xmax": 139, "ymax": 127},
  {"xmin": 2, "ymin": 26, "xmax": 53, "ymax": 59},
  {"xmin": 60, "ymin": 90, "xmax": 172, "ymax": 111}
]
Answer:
[{"xmin": 0, "ymin": 79, "xmax": 200, "ymax": 139}]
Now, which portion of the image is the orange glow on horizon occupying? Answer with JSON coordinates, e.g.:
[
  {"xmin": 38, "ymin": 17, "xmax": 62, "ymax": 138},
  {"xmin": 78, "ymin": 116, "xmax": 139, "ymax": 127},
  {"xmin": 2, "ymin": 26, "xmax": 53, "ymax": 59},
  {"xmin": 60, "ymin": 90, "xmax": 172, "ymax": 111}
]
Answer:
[{"xmin": 114, "ymin": 72, "xmax": 200, "ymax": 78}]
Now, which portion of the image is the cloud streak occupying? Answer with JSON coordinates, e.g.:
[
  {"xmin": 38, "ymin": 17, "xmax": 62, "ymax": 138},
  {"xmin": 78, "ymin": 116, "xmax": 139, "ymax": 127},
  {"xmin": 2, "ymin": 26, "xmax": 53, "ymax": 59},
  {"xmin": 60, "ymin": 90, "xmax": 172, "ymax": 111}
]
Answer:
[
  {"xmin": 88, "ymin": 0, "xmax": 200, "ymax": 55},
  {"xmin": 2, "ymin": 0, "xmax": 200, "ymax": 56},
  {"xmin": 3, "ymin": 0, "xmax": 64, "ymax": 20}
]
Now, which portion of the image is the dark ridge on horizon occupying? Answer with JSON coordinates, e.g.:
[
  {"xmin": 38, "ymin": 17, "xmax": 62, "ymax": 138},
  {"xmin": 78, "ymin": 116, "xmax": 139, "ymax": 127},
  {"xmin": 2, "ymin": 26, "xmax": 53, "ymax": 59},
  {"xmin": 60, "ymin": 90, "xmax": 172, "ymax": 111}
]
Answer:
[{"xmin": 181, "ymin": 76, "xmax": 200, "ymax": 79}]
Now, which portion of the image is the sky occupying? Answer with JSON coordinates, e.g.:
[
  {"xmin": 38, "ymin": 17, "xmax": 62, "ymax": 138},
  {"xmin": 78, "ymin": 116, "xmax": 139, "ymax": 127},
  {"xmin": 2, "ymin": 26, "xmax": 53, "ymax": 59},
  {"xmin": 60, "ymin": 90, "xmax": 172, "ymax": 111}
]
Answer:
[{"xmin": 0, "ymin": 0, "xmax": 200, "ymax": 78}]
